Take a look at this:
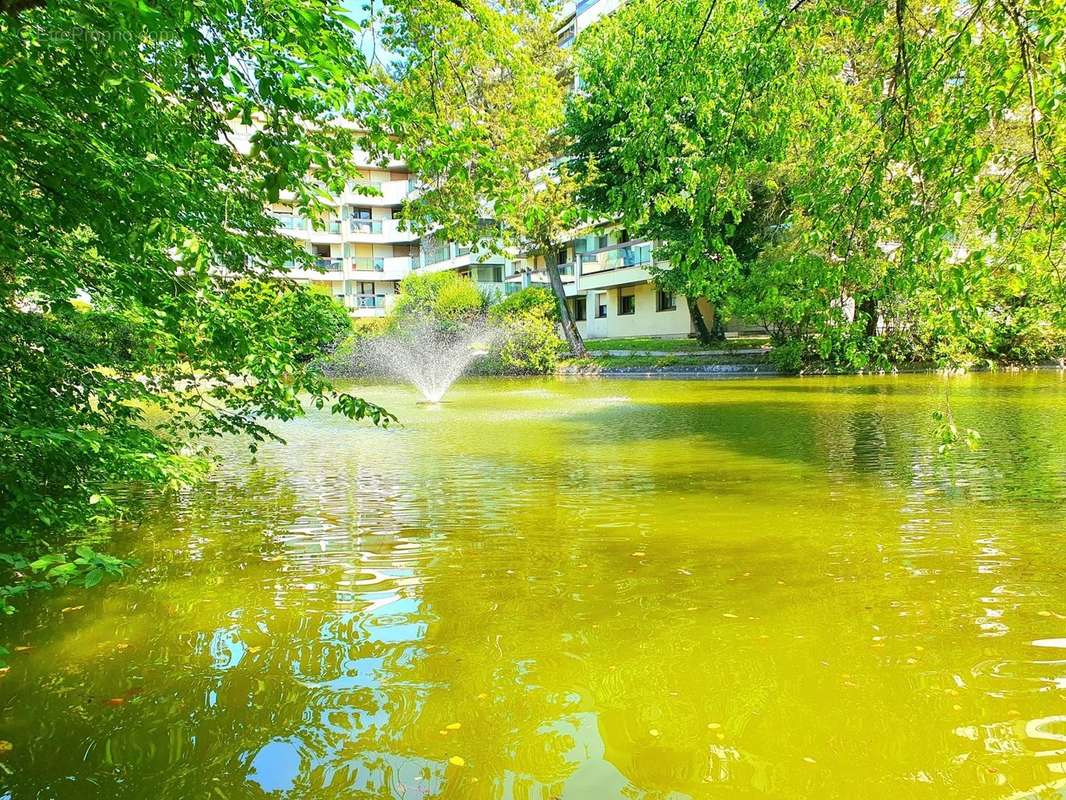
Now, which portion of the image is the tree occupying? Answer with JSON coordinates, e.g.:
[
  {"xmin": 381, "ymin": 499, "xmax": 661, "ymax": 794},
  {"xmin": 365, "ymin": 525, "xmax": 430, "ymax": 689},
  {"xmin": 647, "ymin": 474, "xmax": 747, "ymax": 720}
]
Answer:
[
  {"xmin": 497, "ymin": 169, "xmax": 588, "ymax": 355},
  {"xmin": 564, "ymin": 0, "xmax": 806, "ymax": 344},
  {"xmin": 363, "ymin": 0, "xmax": 588, "ymax": 355}
]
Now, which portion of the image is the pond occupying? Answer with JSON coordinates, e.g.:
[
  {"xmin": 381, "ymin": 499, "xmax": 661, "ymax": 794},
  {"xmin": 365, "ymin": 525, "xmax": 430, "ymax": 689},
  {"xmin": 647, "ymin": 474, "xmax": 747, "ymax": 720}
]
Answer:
[{"xmin": 3, "ymin": 373, "xmax": 1066, "ymax": 799}]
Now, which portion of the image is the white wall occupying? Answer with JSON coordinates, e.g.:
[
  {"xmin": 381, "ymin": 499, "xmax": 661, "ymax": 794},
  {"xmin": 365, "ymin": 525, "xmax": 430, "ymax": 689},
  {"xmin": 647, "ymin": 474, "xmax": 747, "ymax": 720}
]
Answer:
[{"xmin": 583, "ymin": 284, "xmax": 693, "ymax": 339}]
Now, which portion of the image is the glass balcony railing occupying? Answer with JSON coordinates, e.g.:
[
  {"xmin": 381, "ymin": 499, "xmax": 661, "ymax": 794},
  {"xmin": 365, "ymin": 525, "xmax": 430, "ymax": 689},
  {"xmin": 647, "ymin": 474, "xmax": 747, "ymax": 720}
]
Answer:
[
  {"xmin": 423, "ymin": 245, "xmax": 453, "ymax": 266},
  {"xmin": 315, "ymin": 257, "xmax": 343, "ymax": 270},
  {"xmin": 357, "ymin": 294, "xmax": 384, "ymax": 309},
  {"xmin": 350, "ymin": 257, "xmax": 385, "ymax": 272},
  {"xmin": 273, "ymin": 214, "xmax": 306, "ymax": 231},
  {"xmin": 578, "ymin": 243, "xmax": 653, "ymax": 274},
  {"xmin": 350, "ymin": 219, "xmax": 383, "ymax": 234}
]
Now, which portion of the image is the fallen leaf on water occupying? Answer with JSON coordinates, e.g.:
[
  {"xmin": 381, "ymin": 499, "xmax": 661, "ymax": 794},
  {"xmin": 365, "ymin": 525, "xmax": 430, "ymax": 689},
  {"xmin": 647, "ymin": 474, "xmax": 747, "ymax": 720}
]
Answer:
[
  {"xmin": 476, "ymin": 693, "xmax": 487, "ymax": 700},
  {"xmin": 0, "ymin": 741, "xmax": 12, "ymax": 755},
  {"xmin": 706, "ymin": 723, "xmax": 721, "ymax": 730},
  {"xmin": 723, "ymin": 613, "xmax": 738, "ymax": 619},
  {"xmin": 115, "ymin": 643, "xmax": 130, "ymax": 651},
  {"xmin": 803, "ymin": 757, "xmax": 816, "ymax": 764},
  {"xmin": 61, "ymin": 606, "xmax": 84, "ymax": 613},
  {"xmin": 631, "ymin": 552, "xmax": 646, "ymax": 557},
  {"xmin": 649, "ymin": 729, "xmax": 660, "ymax": 737},
  {"xmin": 449, "ymin": 756, "xmax": 465, "ymax": 767},
  {"xmin": 104, "ymin": 698, "xmax": 125, "ymax": 707},
  {"xmin": 446, "ymin": 722, "xmax": 461, "ymax": 730},
  {"xmin": 13, "ymin": 646, "xmax": 30, "ymax": 653}
]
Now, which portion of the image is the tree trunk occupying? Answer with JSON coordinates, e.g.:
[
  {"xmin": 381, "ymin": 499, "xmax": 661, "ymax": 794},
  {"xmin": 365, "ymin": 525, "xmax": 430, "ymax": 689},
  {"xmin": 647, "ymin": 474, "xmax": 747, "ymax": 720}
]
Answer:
[
  {"xmin": 686, "ymin": 296, "xmax": 719, "ymax": 345},
  {"xmin": 546, "ymin": 258, "xmax": 586, "ymax": 357},
  {"xmin": 858, "ymin": 297, "xmax": 879, "ymax": 337}
]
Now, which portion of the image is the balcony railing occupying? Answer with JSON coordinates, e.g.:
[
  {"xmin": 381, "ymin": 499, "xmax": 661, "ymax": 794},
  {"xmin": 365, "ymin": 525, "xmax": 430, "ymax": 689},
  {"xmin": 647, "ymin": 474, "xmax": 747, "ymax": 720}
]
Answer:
[
  {"xmin": 356, "ymin": 294, "xmax": 384, "ymax": 309},
  {"xmin": 578, "ymin": 243, "xmax": 653, "ymax": 274},
  {"xmin": 350, "ymin": 219, "xmax": 384, "ymax": 234},
  {"xmin": 274, "ymin": 214, "xmax": 306, "ymax": 231},
  {"xmin": 351, "ymin": 257, "xmax": 385, "ymax": 272},
  {"xmin": 315, "ymin": 257, "xmax": 344, "ymax": 270}
]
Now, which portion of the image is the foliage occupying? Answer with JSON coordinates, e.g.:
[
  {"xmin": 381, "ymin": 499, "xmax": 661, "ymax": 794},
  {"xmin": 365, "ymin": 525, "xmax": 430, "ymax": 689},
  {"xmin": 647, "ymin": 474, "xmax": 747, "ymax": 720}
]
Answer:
[
  {"xmin": 0, "ymin": 0, "xmax": 453, "ymax": 615},
  {"xmin": 390, "ymin": 271, "xmax": 488, "ymax": 330},
  {"xmin": 768, "ymin": 340, "xmax": 807, "ymax": 375},
  {"xmin": 489, "ymin": 287, "xmax": 559, "ymax": 323},
  {"xmin": 566, "ymin": 0, "xmax": 1066, "ymax": 367},
  {"xmin": 489, "ymin": 308, "xmax": 566, "ymax": 375}
]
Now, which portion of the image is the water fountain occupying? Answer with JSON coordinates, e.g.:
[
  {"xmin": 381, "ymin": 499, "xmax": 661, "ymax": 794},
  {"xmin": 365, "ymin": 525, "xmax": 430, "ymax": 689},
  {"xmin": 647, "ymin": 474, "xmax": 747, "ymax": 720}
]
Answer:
[{"xmin": 361, "ymin": 319, "xmax": 499, "ymax": 403}]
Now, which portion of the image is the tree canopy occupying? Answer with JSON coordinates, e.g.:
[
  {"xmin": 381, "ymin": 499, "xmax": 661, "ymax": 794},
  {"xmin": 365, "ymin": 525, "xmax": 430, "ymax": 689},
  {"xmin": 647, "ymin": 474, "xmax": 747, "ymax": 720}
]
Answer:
[{"xmin": 566, "ymin": 0, "xmax": 1065, "ymax": 365}]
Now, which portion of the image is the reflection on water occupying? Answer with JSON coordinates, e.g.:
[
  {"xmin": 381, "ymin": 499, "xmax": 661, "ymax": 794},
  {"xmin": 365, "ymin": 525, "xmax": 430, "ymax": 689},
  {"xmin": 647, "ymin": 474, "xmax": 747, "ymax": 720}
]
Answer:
[{"xmin": 2, "ymin": 373, "xmax": 1066, "ymax": 799}]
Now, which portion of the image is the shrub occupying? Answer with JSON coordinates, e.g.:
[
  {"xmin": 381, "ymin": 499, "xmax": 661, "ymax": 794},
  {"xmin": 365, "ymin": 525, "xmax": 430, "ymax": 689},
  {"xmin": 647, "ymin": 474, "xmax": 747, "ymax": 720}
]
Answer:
[
  {"xmin": 489, "ymin": 286, "xmax": 558, "ymax": 322},
  {"xmin": 391, "ymin": 271, "xmax": 487, "ymax": 330},
  {"xmin": 769, "ymin": 339, "xmax": 806, "ymax": 374},
  {"xmin": 475, "ymin": 308, "xmax": 565, "ymax": 375}
]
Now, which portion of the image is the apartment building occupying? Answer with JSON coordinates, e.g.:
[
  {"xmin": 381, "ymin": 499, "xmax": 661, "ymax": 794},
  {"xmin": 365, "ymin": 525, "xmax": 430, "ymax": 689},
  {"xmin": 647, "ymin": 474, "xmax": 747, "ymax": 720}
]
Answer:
[
  {"xmin": 226, "ymin": 124, "xmax": 508, "ymax": 318},
  {"xmin": 266, "ymin": 165, "xmax": 509, "ymax": 317}
]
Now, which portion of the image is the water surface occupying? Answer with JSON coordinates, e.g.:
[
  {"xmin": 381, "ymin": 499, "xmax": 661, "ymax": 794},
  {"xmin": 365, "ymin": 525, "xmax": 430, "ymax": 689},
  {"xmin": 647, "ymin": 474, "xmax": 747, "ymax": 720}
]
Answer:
[{"xmin": 3, "ymin": 374, "xmax": 1066, "ymax": 799}]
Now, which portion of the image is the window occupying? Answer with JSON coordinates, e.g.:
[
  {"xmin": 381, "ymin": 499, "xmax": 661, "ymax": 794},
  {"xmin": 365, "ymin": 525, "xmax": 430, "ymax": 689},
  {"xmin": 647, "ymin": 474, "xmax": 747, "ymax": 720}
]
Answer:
[
  {"xmin": 657, "ymin": 289, "xmax": 676, "ymax": 312},
  {"xmin": 556, "ymin": 248, "xmax": 568, "ymax": 266},
  {"xmin": 595, "ymin": 293, "xmax": 607, "ymax": 319},
  {"xmin": 351, "ymin": 207, "xmax": 371, "ymax": 220},
  {"xmin": 619, "ymin": 293, "xmax": 635, "ymax": 315},
  {"xmin": 571, "ymin": 296, "xmax": 587, "ymax": 322}
]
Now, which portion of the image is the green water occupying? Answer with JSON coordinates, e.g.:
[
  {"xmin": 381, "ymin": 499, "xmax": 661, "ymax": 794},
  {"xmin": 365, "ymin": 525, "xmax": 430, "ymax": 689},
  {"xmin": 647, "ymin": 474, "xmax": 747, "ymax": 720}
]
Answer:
[{"xmin": 3, "ymin": 374, "xmax": 1066, "ymax": 799}]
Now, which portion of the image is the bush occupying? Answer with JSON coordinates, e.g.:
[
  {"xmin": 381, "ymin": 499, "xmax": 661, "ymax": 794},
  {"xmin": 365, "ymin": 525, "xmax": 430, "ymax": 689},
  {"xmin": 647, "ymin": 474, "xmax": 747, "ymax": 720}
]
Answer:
[
  {"xmin": 489, "ymin": 286, "xmax": 558, "ymax": 322},
  {"xmin": 495, "ymin": 309, "xmax": 566, "ymax": 374},
  {"xmin": 391, "ymin": 271, "xmax": 487, "ymax": 330},
  {"xmin": 769, "ymin": 339, "xmax": 806, "ymax": 374}
]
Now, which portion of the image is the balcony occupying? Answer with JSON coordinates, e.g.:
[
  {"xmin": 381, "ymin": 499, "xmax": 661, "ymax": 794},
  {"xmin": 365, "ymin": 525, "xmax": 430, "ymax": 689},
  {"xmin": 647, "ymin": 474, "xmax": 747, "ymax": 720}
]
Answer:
[
  {"xmin": 349, "ymin": 218, "xmax": 418, "ymax": 243},
  {"xmin": 576, "ymin": 242, "xmax": 656, "ymax": 291},
  {"xmin": 350, "ymin": 256, "xmax": 385, "ymax": 272},
  {"xmin": 273, "ymin": 213, "xmax": 306, "ymax": 231},
  {"xmin": 343, "ymin": 178, "xmax": 415, "ymax": 206},
  {"xmin": 350, "ymin": 218, "xmax": 384, "ymax": 235},
  {"xmin": 315, "ymin": 257, "xmax": 344, "ymax": 270},
  {"xmin": 357, "ymin": 294, "xmax": 384, "ymax": 308},
  {"xmin": 578, "ymin": 242, "xmax": 653, "ymax": 274}
]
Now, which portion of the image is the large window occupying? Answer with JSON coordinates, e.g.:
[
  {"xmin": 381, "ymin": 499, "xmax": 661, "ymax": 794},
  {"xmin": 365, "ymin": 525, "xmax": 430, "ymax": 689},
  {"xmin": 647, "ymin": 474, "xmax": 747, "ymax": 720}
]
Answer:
[
  {"xmin": 619, "ymin": 293, "xmax": 636, "ymax": 315},
  {"xmin": 657, "ymin": 289, "xmax": 677, "ymax": 312}
]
